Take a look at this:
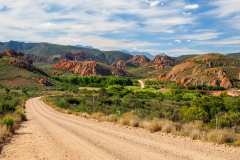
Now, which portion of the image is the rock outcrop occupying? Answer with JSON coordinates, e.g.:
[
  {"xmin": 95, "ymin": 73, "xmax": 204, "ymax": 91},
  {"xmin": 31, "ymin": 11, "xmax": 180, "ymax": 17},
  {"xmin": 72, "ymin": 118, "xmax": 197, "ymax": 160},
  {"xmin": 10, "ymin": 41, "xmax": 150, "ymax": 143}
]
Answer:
[
  {"xmin": 54, "ymin": 60, "xmax": 97, "ymax": 76},
  {"xmin": 152, "ymin": 55, "xmax": 175, "ymax": 69},
  {"xmin": 159, "ymin": 54, "xmax": 236, "ymax": 89},
  {"xmin": 127, "ymin": 55, "xmax": 150, "ymax": 66},
  {"xmin": 111, "ymin": 60, "xmax": 127, "ymax": 76}
]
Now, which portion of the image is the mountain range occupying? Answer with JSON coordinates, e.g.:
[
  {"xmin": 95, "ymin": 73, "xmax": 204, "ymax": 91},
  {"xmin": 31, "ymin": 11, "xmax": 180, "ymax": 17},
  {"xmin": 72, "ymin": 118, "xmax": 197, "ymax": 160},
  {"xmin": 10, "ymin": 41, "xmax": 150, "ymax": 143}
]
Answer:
[{"xmin": 1, "ymin": 40, "xmax": 240, "ymax": 89}]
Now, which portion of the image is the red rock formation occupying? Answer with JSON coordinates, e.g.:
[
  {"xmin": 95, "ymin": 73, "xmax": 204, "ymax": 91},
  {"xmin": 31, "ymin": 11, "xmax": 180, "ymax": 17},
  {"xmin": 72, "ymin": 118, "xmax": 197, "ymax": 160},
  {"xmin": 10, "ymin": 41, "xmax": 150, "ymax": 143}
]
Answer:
[
  {"xmin": 111, "ymin": 60, "xmax": 127, "ymax": 76},
  {"xmin": 152, "ymin": 55, "xmax": 175, "ymax": 69},
  {"xmin": 220, "ymin": 77, "xmax": 232, "ymax": 89},
  {"xmin": 158, "ymin": 54, "xmax": 234, "ymax": 89},
  {"xmin": 127, "ymin": 55, "xmax": 150, "ymax": 66},
  {"xmin": 54, "ymin": 60, "xmax": 97, "ymax": 76}
]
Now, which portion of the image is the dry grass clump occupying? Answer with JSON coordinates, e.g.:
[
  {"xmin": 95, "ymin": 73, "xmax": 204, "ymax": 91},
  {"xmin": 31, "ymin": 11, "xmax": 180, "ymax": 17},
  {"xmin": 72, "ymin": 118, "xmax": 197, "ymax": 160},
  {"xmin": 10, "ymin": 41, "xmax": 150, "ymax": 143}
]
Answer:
[
  {"xmin": 181, "ymin": 121, "xmax": 205, "ymax": 140},
  {"xmin": 207, "ymin": 129, "xmax": 236, "ymax": 144},
  {"xmin": 106, "ymin": 114, "xmax": 118, "ymax": 122},
  {"xmin": 119, "ymin": 112, "xmax": 140, "ymax": 127},
  {"xmin": 0, "ymin": 125, "xmax": 10, "ymax": 143},
  {"xmin": 140, "ymin": 119, "xmax": 162, "ymax": 133},
  {"xmin": 91, "ymin": 112, "xmax": 106, "ymax": 121},
  {"xmin": 81, "ymin": 113, "xmax": 90, "ymax": 118},
  {"xmin": 189, "ymin": 129, "xmax": 203, "ymax": 140},
  {"xmin": 157, "ymin": 120, "xmax": 177, "ymax": 134},
  {"xmin": 234, "ymin": 135, "xmax": 240, "ymax": 146}
]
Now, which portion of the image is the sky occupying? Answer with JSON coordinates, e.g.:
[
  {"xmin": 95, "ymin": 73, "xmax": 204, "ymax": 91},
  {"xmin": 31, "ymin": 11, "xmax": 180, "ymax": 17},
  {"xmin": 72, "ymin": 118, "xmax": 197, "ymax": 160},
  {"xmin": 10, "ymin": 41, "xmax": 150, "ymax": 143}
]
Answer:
[{"xmin": 0, "ymin": 0, "xmax": 239, "ymax": 56}]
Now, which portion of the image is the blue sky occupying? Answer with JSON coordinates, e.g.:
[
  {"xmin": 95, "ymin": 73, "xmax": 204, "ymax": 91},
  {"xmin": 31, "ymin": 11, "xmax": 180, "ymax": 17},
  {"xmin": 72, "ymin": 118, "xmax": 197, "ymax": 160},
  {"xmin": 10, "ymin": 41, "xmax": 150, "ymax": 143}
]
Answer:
[{"xmin": 0, "ymin": 0, "xmax": 239, "ymax": 56}]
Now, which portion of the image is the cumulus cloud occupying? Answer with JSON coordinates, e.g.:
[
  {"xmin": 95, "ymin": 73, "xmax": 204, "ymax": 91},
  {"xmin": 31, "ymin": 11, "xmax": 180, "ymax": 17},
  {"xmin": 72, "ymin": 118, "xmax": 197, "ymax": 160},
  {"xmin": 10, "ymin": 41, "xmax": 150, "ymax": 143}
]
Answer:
[
  {"xmin": 184, "ymin": 4, "xmax": 199, "ymax": 10},
  {"xmin": 209, "ymin": 0, "xmax": 240, "ymax": 17},
  {"xmin": 0, "ymin": 0, "xmax": 239, "ymax": 55}
]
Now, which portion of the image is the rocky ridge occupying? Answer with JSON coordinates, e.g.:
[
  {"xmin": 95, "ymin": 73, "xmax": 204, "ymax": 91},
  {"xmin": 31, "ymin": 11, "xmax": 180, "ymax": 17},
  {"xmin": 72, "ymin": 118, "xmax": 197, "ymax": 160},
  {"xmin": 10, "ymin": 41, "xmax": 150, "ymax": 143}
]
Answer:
[
  {"xmin": 159, "ymin": 54, "xmax": 239, "ymax": 89},
  {"xmin": 127, "ymin": 55, "xmax": 150, "ymax": 66},
  {"xmin": 54, "ymin": 60, "xmax": 97, "ymax": 76},
  {"xmin": 152, "ymin": 55, "xmax": 175, "ymax": 69},
  {"xmin": 111, "ymin": 60, "xmax": 128, "ymax": 76}
]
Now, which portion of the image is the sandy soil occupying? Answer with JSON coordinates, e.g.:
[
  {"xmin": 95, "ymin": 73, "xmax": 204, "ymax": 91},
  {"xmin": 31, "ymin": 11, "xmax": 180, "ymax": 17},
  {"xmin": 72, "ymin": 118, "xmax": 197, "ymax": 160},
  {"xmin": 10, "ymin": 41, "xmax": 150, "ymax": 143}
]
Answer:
[{"xmin": 1, "ymin": 97, "xmax": 240, "ymax": 160}]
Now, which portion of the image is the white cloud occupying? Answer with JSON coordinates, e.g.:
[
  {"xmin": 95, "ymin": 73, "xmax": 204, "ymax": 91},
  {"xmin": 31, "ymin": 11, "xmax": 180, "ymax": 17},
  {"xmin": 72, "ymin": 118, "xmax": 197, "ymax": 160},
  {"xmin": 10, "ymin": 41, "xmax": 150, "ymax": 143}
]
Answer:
[
  {"xmin": 0, "ymin": 0, "xmax": 196, "ymax": 51},
  {"xmin": 178, "ymin": 31, "xmax": 221, "ymax": 41},
  {"xmin": 210, "ymin": 0, "xmax": 240, "ymax": 17},
  {"xmin": 184, "ymin": 4, "xmax": 199, "ymax": 10},
  {"xmin": 174, "ymin": 39, "xmax": 182, "ymax": 43},
  {"xmin": 205, "ymin": 37, "xmax": 240, "ymax": 46},
  {"xmin": 163, "ymin": 47, "xmax": 205, "ymax": 56}
]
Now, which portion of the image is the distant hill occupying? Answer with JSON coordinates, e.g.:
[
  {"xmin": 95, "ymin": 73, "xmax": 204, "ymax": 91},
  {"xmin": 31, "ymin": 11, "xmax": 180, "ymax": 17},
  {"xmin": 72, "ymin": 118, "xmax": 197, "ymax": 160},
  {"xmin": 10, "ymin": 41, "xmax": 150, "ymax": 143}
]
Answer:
[
  {"xmin": 121, "ymin": 50, "xmax": 154, "ymax": 59},
  {"xmin": 226, "ymin": 53, "xmax": 240, "ymax": 59},
  {"xmin": 0, "ymin": 41, "xmax": 132, "ymax": 64},
  {"xmin": 159, "ymin": 54, "xmax": 240, "ymax": 88}
]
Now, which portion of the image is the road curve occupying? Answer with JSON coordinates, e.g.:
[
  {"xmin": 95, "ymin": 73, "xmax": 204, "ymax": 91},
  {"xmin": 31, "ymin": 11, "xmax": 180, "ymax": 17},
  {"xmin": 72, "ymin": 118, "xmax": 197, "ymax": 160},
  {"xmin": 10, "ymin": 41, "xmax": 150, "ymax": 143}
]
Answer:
[
  {"xmin": 1, "ymin": 97, "xmax": 240, "ymax": 160},
  {"xmin": 138, "ymin": 80, "xmax": 145, "ymax": 89}
]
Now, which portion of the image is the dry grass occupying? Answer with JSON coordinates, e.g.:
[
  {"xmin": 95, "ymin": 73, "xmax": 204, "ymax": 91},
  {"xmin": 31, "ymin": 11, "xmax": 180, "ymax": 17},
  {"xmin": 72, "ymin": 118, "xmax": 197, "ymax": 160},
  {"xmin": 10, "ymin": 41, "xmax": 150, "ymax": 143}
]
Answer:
[
  {"xmin": 235, "ymin": 136, "xmax": 240, "ymax": 146},
  {"xmin": 140, "ymin": 119, "xmax": 162, "ymax": 133},
  {"xmin": 81, "ymin": 113, "xmax": 90, "ymax": 119},
  {"xmin": 189, "ymin": 129, "xmax": 203, "ymax": 140},
  {"xmin": 119, "ymin": 112, "xmax": 140, "ymax": 127},
  {"xmin": 106, "ymin": 114, "xmax": 118, "ymax": 122},
  {"xmin": 90, "ymin": 112, "xmax": 106, "ymax": 121},
  {"xmin": 181, "ymin": 121, "xmax": 205, "ymax": 140},
  {"xmin": 207, "ymin": 129, "xmax": 236, "ymax": 144},
  {"xmin": 160, "ymin": 120, "xmax": 177, "ymax": 134},
  {"xmin": 0, "ymin": 125, "xmax": 10, "ymax": 143}
]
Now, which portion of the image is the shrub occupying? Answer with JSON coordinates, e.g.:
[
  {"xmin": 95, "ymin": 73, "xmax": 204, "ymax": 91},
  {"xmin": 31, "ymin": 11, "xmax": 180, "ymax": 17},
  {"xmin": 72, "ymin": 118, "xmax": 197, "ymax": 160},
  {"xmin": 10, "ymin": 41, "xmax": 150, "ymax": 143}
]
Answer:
[
  {"xmin": 207, "ymin": 129, "xmax": 236, "ymax": 144},
  {"xmin": 57, "ymin": 98, "xmax": 67, "ymax": 108},
  {"xmin": 181, "ymin": 106, "xmax": 208, "ymax": 122},
  {"xmin": 16, "ymin": 109, "xmax": 27, "ymax": 121},
  {"xmin": 216, "ymin": 112, "xmax": 240, "ymax": 128},
  {"xmin": 2, "ymin": 116, "xmax": 15, "ymax": 132}
]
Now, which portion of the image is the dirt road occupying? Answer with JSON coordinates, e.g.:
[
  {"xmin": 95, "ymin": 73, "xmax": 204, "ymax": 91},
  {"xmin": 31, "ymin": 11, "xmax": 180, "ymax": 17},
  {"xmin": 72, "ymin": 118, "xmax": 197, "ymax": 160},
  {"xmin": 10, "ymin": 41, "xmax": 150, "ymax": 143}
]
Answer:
[
  {"xmin": 1, "ymin": 97, "xmax": 240, "ymax": 160},
  {"xmin": 138, "ymin": 80, "xmax": 145, "ymax": 89}
]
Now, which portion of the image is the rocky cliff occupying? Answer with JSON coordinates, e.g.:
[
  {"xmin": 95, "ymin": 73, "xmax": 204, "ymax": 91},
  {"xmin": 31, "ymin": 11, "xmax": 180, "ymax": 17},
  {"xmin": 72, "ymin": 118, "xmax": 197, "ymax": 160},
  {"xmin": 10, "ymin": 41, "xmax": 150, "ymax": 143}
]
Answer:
[
  {"xmin": 127, "ymin": 55, "xmax": 150, "ymax": 66},
  {"xmin": 54, "ymin": 60, "xmax": 98, "ymax": 76},
  {"xmin": 111, "ymin": 60, "xmax": 128, "ymax": 76},
  {"xmin": 152, "ymin": 55, "xmax": 175, "ymax": 69},
  {"xmin": 158, "ymin": 54, "xmax": 240, "ymax": 89}
]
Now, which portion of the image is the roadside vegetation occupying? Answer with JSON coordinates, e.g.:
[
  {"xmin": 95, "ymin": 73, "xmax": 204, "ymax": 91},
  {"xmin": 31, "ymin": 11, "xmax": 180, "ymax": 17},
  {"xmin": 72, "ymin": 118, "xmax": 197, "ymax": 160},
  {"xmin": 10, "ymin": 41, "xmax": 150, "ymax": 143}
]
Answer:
[
  {"xmin": 46, "ymin": 77, "xmax": 240, "ymax": 146},
  {"xmin": 0, "ymin": 85, "xmax": 40, "ymax": 146}
]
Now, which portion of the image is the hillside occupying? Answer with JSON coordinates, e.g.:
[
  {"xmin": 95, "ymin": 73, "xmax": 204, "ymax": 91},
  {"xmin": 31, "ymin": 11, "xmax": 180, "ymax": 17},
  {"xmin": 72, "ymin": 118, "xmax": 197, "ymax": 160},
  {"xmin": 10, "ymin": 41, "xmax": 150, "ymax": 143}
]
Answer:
[
  {"xmin": 0, "ymin": 41, "xmax": 132, "ymax": 64},
  {"xmin": 159, "ymin": 53, "xmax": 240, "ymax": 88},
  {"xmin": 0, "ymin": 52, "xmax": 51, "ymax": 88}
]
